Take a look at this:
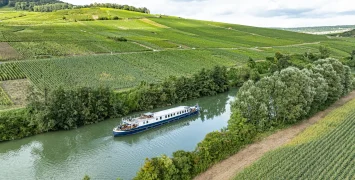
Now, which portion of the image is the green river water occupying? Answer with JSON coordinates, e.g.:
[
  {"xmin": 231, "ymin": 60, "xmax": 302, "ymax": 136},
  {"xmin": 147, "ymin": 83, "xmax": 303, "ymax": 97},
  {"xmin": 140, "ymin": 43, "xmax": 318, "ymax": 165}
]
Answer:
[{"xmin": 0, "ymin": 89, "xmax": 237, "ymax": 180}]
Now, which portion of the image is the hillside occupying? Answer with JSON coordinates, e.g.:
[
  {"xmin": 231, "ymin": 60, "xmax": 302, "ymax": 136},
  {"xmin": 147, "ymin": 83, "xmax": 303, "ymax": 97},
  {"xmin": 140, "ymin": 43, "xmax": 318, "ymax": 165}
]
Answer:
[
  {"xmin": 0, "ymin": 7, "xmax": 354, "ymax": 109},
  {"xmin": 282, "ymin": 25, "xmax": 355, "ymax": 35},
  {"xmin": 331, "ymin": 29, "xmax": 355, "ymax": 37}
]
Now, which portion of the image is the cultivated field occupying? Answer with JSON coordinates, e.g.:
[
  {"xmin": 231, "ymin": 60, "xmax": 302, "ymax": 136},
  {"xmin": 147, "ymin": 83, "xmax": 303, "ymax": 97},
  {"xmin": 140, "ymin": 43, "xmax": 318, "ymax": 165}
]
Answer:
[
  {"xmin": 235, "ymin": 98, "xmax": 355, "ymax": 179},
  {"xmin": 0, "ymin": 82, "xmax": 13, "ymax": 108},
  {"xmin": 0, "ymin": 7, "xmax": 354, "ymax": 110}
]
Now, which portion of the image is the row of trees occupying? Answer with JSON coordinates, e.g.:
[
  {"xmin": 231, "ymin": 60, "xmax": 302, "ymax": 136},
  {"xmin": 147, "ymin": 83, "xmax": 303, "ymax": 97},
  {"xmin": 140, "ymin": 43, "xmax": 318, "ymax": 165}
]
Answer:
[
  {"xmin": 7, "ymin": 0, "xmax": 64, "ymax": 10},
  {"xmin": 0, "ymin": 66, "xmax": 229, "ymax": 141},
  {"xmin": 11, "ymin": 1, "xmax": 70, "ymax": 11},
  {"xmin": 32, "ymin": 3, "xmax": 72, "ymax": 12},
  {"xmin": 134, "ymin": 58, "xmax": 354, "ymax": 179},
  {"xmin": 236, "ymin": 58, "xmax": 353, "ymax": 131},
  {"xmin": 74, "ymin": 3, "xmax": 150, "ymax": 14}
]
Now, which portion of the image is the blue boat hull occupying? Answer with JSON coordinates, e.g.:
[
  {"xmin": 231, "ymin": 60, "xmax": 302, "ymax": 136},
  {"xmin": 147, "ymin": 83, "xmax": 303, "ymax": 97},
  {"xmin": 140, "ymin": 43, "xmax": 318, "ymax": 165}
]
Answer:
[{"xmin": 113, "ymin": 110, "xmax": 199, "ymax": 137}]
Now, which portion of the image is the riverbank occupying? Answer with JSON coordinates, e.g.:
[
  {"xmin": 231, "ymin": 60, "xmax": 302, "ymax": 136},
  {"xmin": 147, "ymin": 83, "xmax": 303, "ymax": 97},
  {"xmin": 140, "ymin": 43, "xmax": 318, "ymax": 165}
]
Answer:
[
  {"xmin": 194, "ymin": 90, "xmax": 355, "ymax": 180},
  {"xmin": 0, "ymin": 89, "xmax": 237, "ymax": 180}
]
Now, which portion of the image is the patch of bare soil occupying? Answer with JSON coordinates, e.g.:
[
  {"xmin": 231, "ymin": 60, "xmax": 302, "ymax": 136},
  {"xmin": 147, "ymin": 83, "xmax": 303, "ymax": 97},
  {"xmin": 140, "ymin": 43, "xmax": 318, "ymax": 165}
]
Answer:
[
  {"xmin": 194, "ymin": 90, "xmax": 355, "ymax": 180},
  {"xmin": 1, "ymin": 79, "xmax": 30, "ymax": 106},
  {"xmin": 0, "ymin": 42, "xmax": 20, "ymax": 60}
]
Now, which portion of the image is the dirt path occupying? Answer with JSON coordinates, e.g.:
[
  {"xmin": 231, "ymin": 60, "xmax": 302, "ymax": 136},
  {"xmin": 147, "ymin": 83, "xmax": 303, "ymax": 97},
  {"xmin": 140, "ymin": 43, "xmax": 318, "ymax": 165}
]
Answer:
[{"xmin": 194, "ymin": 90, "xmax": 355, "ymax": 180}]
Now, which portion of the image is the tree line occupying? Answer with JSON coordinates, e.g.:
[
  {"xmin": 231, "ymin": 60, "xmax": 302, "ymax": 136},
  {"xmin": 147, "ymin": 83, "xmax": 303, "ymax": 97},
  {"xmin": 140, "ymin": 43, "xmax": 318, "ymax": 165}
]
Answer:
[
  {"xmin": 2, "ymin": 1, "xmax": 150, "ymax": 14},
  {"xmin": 0, "ymin": 66, "xmax": 229, "ymax": 141},
  {"xmin": 74, "ymin": 3, "xmax": 150, "ymax": 14},
  {"xmin": 134, "ymin": 58, "xmax": 354, "ymax": 180}
]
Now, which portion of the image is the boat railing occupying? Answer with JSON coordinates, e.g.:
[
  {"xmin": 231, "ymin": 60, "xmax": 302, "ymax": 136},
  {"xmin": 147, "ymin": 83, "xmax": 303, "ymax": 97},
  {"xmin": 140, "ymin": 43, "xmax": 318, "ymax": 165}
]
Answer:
[{"xmin": 121, "ymin": 114, "xmax": 140, "ymax": 122}]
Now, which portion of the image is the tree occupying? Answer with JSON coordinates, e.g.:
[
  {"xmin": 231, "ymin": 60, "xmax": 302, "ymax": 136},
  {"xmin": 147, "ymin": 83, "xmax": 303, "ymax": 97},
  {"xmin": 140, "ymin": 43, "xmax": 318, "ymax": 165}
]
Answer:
[
  {"xmin": 351, "ymin": 50, "xmax": 355, "ymax": 60},
  {"xmin": 319, "ymin": 46, "xmax": 331, "ymax": 59},
  {"xmin": 247, "ymin": 57, "xmax": 256, "ymax": 69},
  {"xmin": 311, "ymin": 64, "xmax": 342, "ymax": 104},
  {"xmin": 308, "ymin": 70, "xmax": 328, "ymax": 113}
]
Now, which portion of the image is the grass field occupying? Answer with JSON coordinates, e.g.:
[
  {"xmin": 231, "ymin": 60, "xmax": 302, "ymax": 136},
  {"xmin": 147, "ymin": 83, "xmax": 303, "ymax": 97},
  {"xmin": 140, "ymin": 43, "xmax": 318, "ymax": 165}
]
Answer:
[{"xmin": 235, "ymin": 98, "xmax": 355, "ymax": 180}]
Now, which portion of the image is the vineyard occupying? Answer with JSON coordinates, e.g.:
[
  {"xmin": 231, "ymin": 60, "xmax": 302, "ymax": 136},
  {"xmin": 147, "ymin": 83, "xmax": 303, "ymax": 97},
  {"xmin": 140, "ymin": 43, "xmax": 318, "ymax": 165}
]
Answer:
[
  {"xmin": 0, "ymin": 62, "xmax": 26, "ymax": 81},
  {"xmin": 0, "ymin": 83, "xmax": 13, "ymax": 107},
  {"xmin": 0, "ymin": 7, "xmax": 354, "ymax": 110},
  {"xmin": 0, "ymin": 8, "xmax": 353, "ymax": 61},
  {"xmin": 235, "ymin": 98, "xmax": 355, "ymax": 180},
  {"xmin": 12, "ymin": 49, "xmax": 240, "ymax": 90}
]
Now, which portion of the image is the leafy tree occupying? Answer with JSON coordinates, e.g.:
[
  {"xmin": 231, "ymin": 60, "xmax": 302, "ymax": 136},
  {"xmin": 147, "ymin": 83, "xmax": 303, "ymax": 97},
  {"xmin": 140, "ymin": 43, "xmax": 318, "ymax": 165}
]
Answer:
[
  {"xmin": 311, "ymin": 64, "xmax": 341, "ymax": 104},
  {"xmin": 319, "ymin": 46, "xmax": 331, "ymax": 59},
  {"xmin": 351, "ymin": 50, "xmax": 355, "ymax": 60},
  {"xmin": 247, "ymin": 57, "xmax": 256, "ymax": 69}
]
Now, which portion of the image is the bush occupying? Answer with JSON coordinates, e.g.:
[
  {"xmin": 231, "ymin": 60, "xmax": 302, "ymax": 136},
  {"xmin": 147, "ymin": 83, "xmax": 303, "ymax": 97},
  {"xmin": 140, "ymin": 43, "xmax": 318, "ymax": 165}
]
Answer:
[
  {"xmin": 0, "ymin": 109, "xmax": 38, "ymax": 141},
  {"xmin": 108, "ymin": 36, "xmax": 128, "ymax": 42},
  {"xmin": 98, "ymin": 16, "xmax": 109, "ymax": 20}
]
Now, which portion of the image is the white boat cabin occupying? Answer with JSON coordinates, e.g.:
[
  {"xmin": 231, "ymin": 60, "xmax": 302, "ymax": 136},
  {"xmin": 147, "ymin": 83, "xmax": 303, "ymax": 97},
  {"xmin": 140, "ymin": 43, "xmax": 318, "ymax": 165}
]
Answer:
[{"xmin": 122, "ymin": 106, "xmax": 194, "ymax": 127}]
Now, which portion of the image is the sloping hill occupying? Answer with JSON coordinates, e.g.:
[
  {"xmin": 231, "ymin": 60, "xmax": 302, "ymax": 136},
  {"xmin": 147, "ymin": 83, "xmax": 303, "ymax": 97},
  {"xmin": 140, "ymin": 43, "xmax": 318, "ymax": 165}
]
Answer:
[{"xmin": 0, "ymin": 7, "xmax": 354, "ymax": 107}]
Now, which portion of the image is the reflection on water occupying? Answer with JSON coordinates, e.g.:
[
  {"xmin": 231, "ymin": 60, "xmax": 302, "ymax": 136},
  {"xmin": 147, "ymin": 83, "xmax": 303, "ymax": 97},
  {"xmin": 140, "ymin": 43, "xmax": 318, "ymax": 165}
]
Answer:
[{"xmin": 0, "ymin": 89, "xmax": 237, "ymax": 180}]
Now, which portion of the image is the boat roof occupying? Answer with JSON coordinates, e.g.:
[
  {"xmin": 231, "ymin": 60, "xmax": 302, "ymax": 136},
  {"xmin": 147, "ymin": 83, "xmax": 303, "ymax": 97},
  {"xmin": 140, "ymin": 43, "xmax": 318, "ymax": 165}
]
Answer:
[
  {"xmin": 144, "ymin": 112, "xmax": 154, "ymax": 116},
  {"xmin": 154, "ymin": 106, "xmax": 189, "ymax": 117}
]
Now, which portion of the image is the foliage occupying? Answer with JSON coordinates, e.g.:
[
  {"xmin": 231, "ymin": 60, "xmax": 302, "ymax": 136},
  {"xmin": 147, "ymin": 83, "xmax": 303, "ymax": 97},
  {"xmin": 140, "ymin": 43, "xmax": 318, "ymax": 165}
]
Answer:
[
  {"xmin": 108, "ymin": 36, "xmax": 127, "ymax": 42},
  {"xmin": 0, "ymin": 108, "xmax": 37, "ymax": 141},
  {"xmin": 319, "ymin": 45, "xmax": 331, "ymax": 59},
  {"xmin": 74, "ymin": 3, "xmax": 150, "ymax": 14},
  {"xmin": 227, "ymin": 66, "xmax": 259, "ymax": 87},
  {"xmin": 82, "ymin": 175, "xmax": 90, "ymax": 180},
  {"xmin": 9, "ymin": 0, "xmax": 67, "ymax": 11},
  {"xmin": 33, "ymin": 3, "xmax": 73, "ymax": 12},
  {"xmin": 236, "ymin": 58, "xmax": 352, "ymax": 131},
  {"xmin": 0, "ymin": 66, "xmax": 230, "ymax": 141}
]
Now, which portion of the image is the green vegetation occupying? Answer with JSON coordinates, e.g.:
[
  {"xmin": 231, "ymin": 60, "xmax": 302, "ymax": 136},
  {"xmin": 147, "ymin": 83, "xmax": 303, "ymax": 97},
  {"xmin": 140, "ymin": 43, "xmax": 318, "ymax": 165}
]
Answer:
[
  {"xmin": 0, "ymin": 108, "xmax": 37, "ymax": 140},
  {"xmin": 0, "ymin": 83, "xmax": 13, "ymax": 106},
  {"xmin": 134, "ymin": 58, "xmax": 354, "ymax": 179},
  {"xmin": 75, "ymin": 3, "xmax": 150, "ymax": 14},
  {"xmin": 235, "ymin": 97, "xmax": 355, "ymax": 179},
  {"xmin": 6, "ymin": 50, "xmax": 236, "ymax": 91},
  {"xmin": 0, "ymin": 62, "xmax": 26, "ymax": 81},
  {"xmin": 0, "ymin": 66, "xmax": 229, "ymax": 141}
]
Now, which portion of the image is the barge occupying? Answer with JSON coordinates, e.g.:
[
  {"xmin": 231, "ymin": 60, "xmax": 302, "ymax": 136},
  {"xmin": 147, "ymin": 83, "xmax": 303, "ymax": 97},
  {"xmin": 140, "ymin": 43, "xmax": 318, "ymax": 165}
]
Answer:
[{"xmin": 113, "ymin": 105, "xmax": 200, "ymax": 136}]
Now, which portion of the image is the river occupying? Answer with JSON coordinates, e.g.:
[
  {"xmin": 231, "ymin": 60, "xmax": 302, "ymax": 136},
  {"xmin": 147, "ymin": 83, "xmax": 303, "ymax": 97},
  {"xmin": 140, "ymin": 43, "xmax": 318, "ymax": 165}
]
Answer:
[{"xmin": 0, "ymin": 89, "xmax": 237, "ymax": 180}]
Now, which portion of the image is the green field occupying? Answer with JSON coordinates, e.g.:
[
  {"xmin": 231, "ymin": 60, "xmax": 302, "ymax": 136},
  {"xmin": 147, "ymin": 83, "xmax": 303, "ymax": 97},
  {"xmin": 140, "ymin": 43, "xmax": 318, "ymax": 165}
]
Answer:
[
  {"xmin": 235, "ymin": 98, "xmax": 355, "ymax": 180},
  {"xmin": 11, "ymin": 49, "xmax": 241, "ymax": 90},
  {"xmin": 0, "ymin": 8, "xmax": 353, "ymax": 62},
  {"xmin": 0, "ymin": 7, "xmax": 354, "ymax": 109}
]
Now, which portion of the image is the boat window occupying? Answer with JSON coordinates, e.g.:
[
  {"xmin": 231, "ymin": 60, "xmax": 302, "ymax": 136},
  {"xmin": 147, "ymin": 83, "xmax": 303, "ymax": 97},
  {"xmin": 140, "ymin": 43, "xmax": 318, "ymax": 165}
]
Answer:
[
  {"xmin": 156, "ymin": 118, "xmax": 158, "ymax": 121},
  {"xmin": 146, "ymin": 121, "xmax": 149, "ymax": 123},
  {"xmin": 160, "ymin": 117, "xmax": 162, "ymax": 120},
  {"xmin": 168, "ymin": 115, "xmax": 170, "ymax": 118},
  {"xmin": 143, "ymin": 122, "xmax": 145, "ymax": 124},
  {"xmin": 174, "ymin": 113, "xmax": 175, "ymax": 116},
  {"xmin": 165, "ymin": 115, "xmax": 167, "ymax": 118}
]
